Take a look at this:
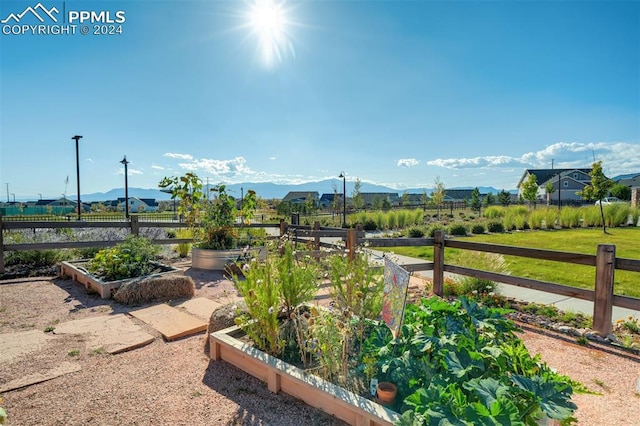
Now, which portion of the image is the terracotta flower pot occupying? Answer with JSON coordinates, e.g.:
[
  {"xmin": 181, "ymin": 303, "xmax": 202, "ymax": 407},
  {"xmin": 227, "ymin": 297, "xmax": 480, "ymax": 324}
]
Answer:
[{"xmin": 375, "ymin": 381, "xmax": 397, "ymax": 407}]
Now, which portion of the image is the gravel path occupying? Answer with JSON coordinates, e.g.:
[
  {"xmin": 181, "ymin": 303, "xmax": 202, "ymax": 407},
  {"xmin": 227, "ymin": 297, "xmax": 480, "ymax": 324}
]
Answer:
[{"xmin": 1, "ymin": 264, "xmax": 639, "ymax": 425}]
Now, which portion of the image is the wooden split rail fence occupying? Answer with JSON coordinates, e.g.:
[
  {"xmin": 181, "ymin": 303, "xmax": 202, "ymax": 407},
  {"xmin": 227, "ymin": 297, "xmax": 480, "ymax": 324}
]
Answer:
[{"xmin": 2, "ymin": 216, "xmax": 640, "ymax": 335}]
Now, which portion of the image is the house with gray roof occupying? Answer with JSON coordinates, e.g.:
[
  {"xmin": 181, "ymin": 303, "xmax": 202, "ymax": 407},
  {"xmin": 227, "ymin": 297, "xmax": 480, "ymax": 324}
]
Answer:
[{"xmin": 517, "ymin": 168, "xmax": 593, "ymax": 204}]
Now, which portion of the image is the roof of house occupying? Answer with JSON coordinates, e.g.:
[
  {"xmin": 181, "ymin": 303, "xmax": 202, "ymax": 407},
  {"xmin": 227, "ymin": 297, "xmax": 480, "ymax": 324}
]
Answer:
[
  {"xmin": 282, "ymin": 191, "xmax": 319, "ymax": 202},
  {"xmin": 359, "ymin": 192, "xmax": 400, "ymax": 204},
  {"xmin": 615, "ymin": 174, "xmax": 640, "ymax": 187},
  {"xmin": 518, "ymin": 168, "xmax": 593, "ymax": 187}
]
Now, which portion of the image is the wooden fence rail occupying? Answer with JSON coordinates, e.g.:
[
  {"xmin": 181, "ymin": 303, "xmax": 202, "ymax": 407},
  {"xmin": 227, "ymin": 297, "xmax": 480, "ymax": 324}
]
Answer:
[
  {"xmin": 0, "ymin": 215, "xmax": 280, "ymax": 273},
  {"xmin": 3, "ymin": 217, "xmax": 640, "ymax": 335},
  {"xmin": 362, "ymin": 230, "xmax": 640, "ymax": 335}
]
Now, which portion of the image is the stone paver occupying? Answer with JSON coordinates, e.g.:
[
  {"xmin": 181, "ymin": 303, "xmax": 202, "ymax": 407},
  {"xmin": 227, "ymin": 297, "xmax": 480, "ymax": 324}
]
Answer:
[
  {"xmin": 54, "ymin": 314, "xmax": 155, "ymax": 354},
  {"xmin": 175, "ymin": 297, "xmax": 223, "ymax": 321},
  {"xmin": 131, "ymin": 304, "xmax": 207, "ymax": 341},
  {"xmin": 0, "ymin": 330, "xmax": 54, "ymax": 364},
  {"xmin": 0, "ymin": 361, "xmax": 81, "ymax": 393}
]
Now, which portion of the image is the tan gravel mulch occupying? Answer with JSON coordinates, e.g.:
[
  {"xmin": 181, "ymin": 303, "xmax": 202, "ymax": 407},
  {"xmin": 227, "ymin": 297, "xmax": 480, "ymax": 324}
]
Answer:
[{"xmin": 1, "ymin": 264, "xmax": 639, "ymax": 425}]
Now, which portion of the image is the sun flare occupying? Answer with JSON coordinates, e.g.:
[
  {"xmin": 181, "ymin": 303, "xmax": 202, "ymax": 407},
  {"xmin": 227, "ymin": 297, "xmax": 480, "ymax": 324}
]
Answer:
[{"xmin": 246, "ymin": 0, "xmax": 293, "ymax": 67}]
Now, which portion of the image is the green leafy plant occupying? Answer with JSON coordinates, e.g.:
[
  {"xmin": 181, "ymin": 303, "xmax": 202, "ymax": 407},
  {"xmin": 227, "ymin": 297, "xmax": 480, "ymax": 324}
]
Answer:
[
  {"xmin": 233, "ymin": 239, "xmax": 319, "ymax": 356},
  {"xmin": 361, "ymin": 297, "xmax": 581, "ymax": 424},
  {"xmin": 448, "ymin": 222, "xmax": 468, "ymax": 236},
  {"xmin": 159, "ymin": 173, "xmax": 257, "ymax": 250},
  {"xmin": 88, "ymin": 235, "xmax": 160, "ymax": 281}
]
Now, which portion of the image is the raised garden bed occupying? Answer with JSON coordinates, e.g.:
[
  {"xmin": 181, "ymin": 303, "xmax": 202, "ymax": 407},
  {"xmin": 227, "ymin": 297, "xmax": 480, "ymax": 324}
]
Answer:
[
  {"xmin": 60, "ymin": 260, "xmax": 183, "ymax": 299},
  {"xmin": 209, "ymin": 325, "xmax": 400, "ymax": 426}
]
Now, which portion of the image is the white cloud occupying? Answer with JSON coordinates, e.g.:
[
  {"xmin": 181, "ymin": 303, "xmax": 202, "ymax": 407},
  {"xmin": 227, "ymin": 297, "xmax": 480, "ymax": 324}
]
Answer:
[
  {"xmin": 269, "ymin": 156, "xmax": 276, "ymax": 160},
  {"xmin": 164, "ymin": 152, "xmax": 194, "ymax": 160},
  {"xmin": 426, "ymin": 142, "xmax": 640, "ymax": 177},
  {"xmin": 397, "ymin": 158, "xmax": 419, "ymax": 167},
  {"xmin": 151, "ymin": 164, "xmax": 165, "ymax": 170}
]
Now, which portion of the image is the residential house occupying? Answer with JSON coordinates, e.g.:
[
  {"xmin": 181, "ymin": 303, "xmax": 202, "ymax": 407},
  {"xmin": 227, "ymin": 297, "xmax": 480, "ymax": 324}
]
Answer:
[
  {"xmin": 517, "ymin": 168, "xmax": 593, "ymax": 205},
  {"xmin": 614, "ymin": 173, "xmax": 640, "ymax": 189},
  {"xmin": 116, "ymin": 197, "xmax": 159, "ymax": 213},
  {"xmin": 359, "ymin": 192, "xmax": 400, "ymax": 209},
  {"xmin": 281, "ymin": 191, "xmax": 320, "ymax": 210},
  {"xmin": 318, "ymin": 193, "xmax": 344, "ymax": 210}
]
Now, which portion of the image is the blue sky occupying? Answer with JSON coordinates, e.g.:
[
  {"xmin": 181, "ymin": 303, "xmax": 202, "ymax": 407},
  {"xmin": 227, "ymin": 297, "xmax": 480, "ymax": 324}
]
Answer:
[{"xmin": 1, "ymin": 0, "xmax": 639, "ymax": 200}]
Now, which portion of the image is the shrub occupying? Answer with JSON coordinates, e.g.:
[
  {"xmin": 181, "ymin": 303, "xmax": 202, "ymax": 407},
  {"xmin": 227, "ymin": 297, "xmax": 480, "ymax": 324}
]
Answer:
[
  {"xmin": 486, "ymin": 221, "xmax": 505, "ymax": 233},
  {"xmin": 175, "ymin": 228, "xmax": 192, "ymax": 258},
  {"xmin": 73, "ymin": 247, "xmax": 102, "ymax": 260},
  {"xmin": 448, "ymin": 222, "xmax": 468, "ymax": 236},
  {"xmin": 582, "ymin": 206, "xmax": 603, "ymax": 228},
  {"xmin": 559, "ymin": 207, "xmax": 581, "ymax": 228},
  {"xmin": 88, "ymin": 235, "xmax": 161, "ymax": 281},
  {"xmin": 362, "ymin": 219, "xmax": 377, "ymax": 231},
  {"xmin": 396, "ymin": 210, "xmax": 407, "ymax": 228},
  {"xmin": 454, "ymin": 251, "xmax": 510, "ymax": 296},
  {"xmin": 407, "ymin": 227, "xmax": 425, "ymax": 238},
  {"xmin": 387, "ymin": 211, "xmax": 397, "ymax": 229},
  {"xmin": 483, "ymin": 206, "xmax": 505, "ymax": 219},
  {"xmin": 605, "ymin": 204, "xmax": 631, "ymax": 228},
  {"xmin": 427, "ymin": 223, "xmax": 446, "ymax": 237},
  {"xmin": 543, "ymin": 209, "xmax": 558, "ymax": 229},
  {"xmin": 529, "ymin": 209, "xmax": 545, "ymax": 230},
  {"xmin": 5, "ymin": 248, "xmax": 63, "ymax": 267},
  {"xmin": 470, "ymin": 223, "xmax": 485, "ymax": 234}
]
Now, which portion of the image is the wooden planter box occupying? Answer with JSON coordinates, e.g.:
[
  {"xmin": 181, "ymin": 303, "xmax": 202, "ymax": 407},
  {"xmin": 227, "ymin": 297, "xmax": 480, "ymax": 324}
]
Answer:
[
  {"xmin": 210, "ymin": 325, "xmax": 401, "ymax": 426},
  {"xmin": 60, "ymin": 260, "xmax": 183, "ymax": 299}
]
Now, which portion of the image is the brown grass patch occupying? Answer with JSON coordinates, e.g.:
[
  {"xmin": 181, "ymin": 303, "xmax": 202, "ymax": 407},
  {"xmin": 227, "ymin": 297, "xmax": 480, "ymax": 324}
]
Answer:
[{"xmin": 114, "ymin": 275, "xmax": 195, "ymax": 305}]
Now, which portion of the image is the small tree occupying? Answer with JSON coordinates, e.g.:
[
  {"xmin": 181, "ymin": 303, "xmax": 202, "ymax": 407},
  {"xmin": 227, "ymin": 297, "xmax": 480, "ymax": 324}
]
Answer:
[
  {"xmin": 420, "ymin": 190, "xmax": 429, "ymax": 211},
  {"xmin": 352, "ymin": 178, "xmax": 364, "ymax": 211},
  {"xmin": 545, "ymin": 181, "xmax": 556, "ymax": 206},
  {"xmin": 610, "ymin": 183, "xmax": 631, "ymax": 201},
  {"xmin": 470, "ymin": 187, "xmax": 481, "ymax": 213},
  {"xmin": 484, "ymin": 192, "xmax": 495, "ymax": 207},
  {"xmin": 497, "ymin": 189, "xmax": 511, "ymax": 206},
  {"xmin": 401, "ymin": 191, "xmax": 410, "ymax": 207},
  {"xmin": 432, "ymin": 176, "xmax": 445, "ymax": 220},
  {"xmin": 521, "ymin": 173, "xmax": 539, "ymax": 209},
  {"xmin": 578, "ymin": 161, "xmax": 614, "ymax": 233}
]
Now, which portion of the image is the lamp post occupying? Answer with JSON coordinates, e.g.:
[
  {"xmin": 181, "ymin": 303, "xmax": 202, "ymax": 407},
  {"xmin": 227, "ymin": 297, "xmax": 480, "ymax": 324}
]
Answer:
[
  {"xmin": 71, "ymin": 135, "xmax": 83, "ymax": 220},
  {"xmin": 120, "ymin": 156, "xmax": 130, "ymax": 219},
  {"xmin": 338, "ymin": 172, "xmax": 346, "ymax": 227}
]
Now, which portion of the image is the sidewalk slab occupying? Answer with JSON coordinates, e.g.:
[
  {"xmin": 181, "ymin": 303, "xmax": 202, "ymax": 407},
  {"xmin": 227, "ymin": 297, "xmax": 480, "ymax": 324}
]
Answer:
[
  {"xmin": 54, "ymin": 314, "xmax": 155, "ymax": 354},
  {"xmin": 175, "ymin": 297, "xmax": 223, "ymax": 321},
  {"xmin": 131, "ymin": 304, "xmax": 207, "ymax": 341},
  {"xmin": 0, "ymin": 361, "xmax": 81, "ymax": 393},
  {"xmin": 0, "ymin": 330, "xmax": 54, "ymax": 364}
]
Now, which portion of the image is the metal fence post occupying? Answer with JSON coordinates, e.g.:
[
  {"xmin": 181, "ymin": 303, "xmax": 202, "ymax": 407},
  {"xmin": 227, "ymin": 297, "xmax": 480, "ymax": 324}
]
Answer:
[
  {"xmin": 433, "ymin": 230, "xmax": 445, "ymax": 296},
  {"xmin": 593, "ymin": 244, "xmax": 615, "ymax": 335}
]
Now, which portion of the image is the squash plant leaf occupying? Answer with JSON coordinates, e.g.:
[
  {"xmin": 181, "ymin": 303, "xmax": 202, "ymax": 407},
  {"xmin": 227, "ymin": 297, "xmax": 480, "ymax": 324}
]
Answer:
[
  {"xmin": 443, "ymin": 348, "xmax": 485, "ymax": 379},
  {"xmin": 463, "ymin": 377, "xmax": 509, "ymax": 408},
  {"xmin": 511, "ymin": 375, "xmax": 577, "ymax": 419}
]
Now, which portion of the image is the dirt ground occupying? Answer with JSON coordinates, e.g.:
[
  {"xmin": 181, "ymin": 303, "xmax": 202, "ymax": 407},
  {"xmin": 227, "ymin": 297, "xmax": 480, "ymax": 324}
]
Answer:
[{"xmin": 1, "ymin": 263, "xmax": 639, "ymax": 425}]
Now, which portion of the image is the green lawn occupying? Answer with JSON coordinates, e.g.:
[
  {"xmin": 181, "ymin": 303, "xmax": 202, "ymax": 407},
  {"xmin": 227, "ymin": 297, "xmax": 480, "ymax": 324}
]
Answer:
[{"xmin": 378, "ymin": 227, "xmax": 640, "ymax": 298}]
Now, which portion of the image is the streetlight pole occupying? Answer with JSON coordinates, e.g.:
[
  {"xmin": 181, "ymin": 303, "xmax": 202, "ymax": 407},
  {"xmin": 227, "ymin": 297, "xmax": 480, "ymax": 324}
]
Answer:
[
  {"xmin": 71, "ymin": 135, "xmax": 83, "ymax": 220},
  {"xmin": 120, "ymin": 156, "xmax": 130, "ymax": 219},
  {"xmin": 338, "ymin": 172, "xmax": 346, "ymax": 227}
]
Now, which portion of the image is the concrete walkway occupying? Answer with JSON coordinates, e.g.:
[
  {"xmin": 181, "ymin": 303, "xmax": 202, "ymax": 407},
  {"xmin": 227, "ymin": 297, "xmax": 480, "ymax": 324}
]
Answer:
[{"xmin": 368, "ymin": 249, "xmax": 640, "ymax": 322}]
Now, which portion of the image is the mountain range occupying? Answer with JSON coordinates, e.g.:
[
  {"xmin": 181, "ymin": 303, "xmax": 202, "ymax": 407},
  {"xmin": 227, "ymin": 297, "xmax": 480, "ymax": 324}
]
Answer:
[{"xmin": 77, "ymin": 180, "xmax": 508, "ymax": 203}]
